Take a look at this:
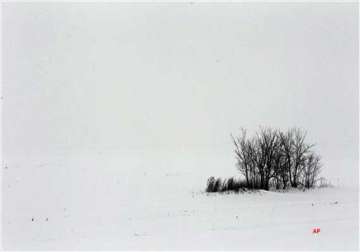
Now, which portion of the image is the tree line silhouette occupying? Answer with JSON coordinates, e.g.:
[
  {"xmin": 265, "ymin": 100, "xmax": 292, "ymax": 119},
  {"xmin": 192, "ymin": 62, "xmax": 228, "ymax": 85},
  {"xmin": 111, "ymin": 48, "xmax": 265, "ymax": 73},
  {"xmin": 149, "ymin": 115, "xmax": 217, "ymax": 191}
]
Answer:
[{"xmin": 206, "ymin": 127, "xmax": 322, "ymax": 192}]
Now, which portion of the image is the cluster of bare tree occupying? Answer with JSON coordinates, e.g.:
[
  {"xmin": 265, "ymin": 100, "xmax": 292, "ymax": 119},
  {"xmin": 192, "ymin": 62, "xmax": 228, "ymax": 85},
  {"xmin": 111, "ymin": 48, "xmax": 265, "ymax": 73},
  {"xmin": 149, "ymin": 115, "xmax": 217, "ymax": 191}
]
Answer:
[{"xmin": 231, "ymin": 127, "xmax": 321, "ymax": 190}]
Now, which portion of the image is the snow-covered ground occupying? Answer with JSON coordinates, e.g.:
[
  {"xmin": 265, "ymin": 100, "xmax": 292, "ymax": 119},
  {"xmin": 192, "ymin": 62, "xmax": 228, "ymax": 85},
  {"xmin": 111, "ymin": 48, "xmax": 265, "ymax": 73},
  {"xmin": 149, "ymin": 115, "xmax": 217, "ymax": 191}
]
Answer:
[{"xmin": 2, "ymin": 149, "xmax": 359, "ymax": 250}]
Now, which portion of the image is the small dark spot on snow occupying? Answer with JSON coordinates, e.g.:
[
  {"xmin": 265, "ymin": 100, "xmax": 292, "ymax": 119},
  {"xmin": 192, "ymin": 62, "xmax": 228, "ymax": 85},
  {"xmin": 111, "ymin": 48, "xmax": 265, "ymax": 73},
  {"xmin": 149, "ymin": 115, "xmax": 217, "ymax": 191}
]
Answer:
[
  {"xmin": 31, "ymin": 218, "xmax": 34, "ymax": 222},
  {"xmin": 236, "ymin": 216, "xmax": 238, "ymax": 219},
  {"xmin": 45, "ymin": 218, "xmax": 48, "ymax": 221}
]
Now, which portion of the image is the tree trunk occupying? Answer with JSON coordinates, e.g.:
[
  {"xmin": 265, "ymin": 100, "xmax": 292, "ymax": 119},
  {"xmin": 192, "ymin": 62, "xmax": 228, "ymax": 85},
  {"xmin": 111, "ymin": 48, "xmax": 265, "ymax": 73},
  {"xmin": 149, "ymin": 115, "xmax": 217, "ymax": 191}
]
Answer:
[{"xmin": 245, "ymin": 167, "xmax": 249, "ymax": 187}]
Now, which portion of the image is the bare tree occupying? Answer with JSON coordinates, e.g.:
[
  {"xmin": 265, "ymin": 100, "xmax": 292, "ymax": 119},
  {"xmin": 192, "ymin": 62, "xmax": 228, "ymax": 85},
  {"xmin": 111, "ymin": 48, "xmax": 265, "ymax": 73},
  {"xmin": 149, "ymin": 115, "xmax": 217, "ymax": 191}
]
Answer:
[
  {"xmin": 232, "ymin": 129, "xmax": 262, "ymax": 189},
  {"xmin": 255, "ymin": 127, "xmax": 280, "ymax": 190},
  {"xmin": 302, "ymin": 153, "xmax": 321, "ymax": 188},
  {"xmin": 272, "ymin": 141, "xmax": 287, "ymax": 189},
  {"xmin": 279, "ymin": 129, "xmax": 295, "ymax": 188},
  {"xmin": 291, "ymin": 128, "xmax": 313, "ymax": 188},
  {"xmin": 246, "ymin": 138, "xmax": 260, "ymax": 189},
  {"xmin": 232, "ymin": 129, "xmax": 251, "ymax": 187}
]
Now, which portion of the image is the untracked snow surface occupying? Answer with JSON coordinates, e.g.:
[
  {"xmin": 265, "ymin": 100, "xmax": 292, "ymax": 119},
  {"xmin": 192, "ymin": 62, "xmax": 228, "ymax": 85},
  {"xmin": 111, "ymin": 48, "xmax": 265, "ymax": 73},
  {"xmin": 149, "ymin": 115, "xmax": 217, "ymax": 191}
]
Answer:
[{"xmin": 2, "ymin": 150, "xmax": 359, "ymax": 250}]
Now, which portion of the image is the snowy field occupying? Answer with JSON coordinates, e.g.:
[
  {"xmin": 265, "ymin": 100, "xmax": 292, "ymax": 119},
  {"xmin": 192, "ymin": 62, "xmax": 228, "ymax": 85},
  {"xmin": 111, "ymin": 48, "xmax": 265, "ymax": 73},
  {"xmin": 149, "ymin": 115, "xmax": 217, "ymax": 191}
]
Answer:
[
  {"xmin": 2, "ymin": 2, "xmax": 359, "ymax": 251},
  {"xmin": 2, "ymin": 149, "xmax": 358, "ymax": 250}
]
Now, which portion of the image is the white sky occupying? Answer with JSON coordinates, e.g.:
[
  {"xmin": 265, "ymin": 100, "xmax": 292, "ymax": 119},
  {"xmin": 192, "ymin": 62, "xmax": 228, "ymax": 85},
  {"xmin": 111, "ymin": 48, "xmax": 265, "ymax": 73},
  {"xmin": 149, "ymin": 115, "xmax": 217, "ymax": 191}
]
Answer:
[{"xmin": 2, "ymin": 3, "xmax": 358, "ymax": 184}]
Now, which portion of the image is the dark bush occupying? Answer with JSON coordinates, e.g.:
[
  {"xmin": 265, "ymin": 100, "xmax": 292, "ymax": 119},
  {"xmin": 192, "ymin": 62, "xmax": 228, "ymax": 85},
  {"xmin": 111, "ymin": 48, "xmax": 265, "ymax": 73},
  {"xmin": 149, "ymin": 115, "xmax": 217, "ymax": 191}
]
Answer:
[
  {"xmin": 206, "ymin": 176, "xmax": 216, "ymax": 192},
  {"xmin": 213, "ymin": 178, "xmax": 222, "ymax": 192},
  {"xmin": 206, "ymin": 176, "xmax": 264, "ymax": 193}
]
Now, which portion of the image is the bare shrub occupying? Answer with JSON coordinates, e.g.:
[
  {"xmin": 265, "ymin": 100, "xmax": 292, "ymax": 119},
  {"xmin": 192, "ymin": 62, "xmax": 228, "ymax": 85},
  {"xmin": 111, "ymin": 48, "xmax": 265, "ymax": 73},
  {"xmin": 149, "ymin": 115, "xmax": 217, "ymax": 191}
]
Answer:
[
  {"xmin": 206, "ymin": 176, "xmax": 216, "ymax": 192},
  {"xmin": 205, "ymin": 176, "xmax": 263, "ymax": 193}
]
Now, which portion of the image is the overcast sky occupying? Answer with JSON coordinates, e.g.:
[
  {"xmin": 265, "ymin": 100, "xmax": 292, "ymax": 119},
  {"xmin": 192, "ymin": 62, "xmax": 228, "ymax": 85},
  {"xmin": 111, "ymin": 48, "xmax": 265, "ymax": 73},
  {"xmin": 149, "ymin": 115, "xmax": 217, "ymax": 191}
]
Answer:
[{"xmin": 3, "ymin": 3, "xmax": 358, "ymax": 183}]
